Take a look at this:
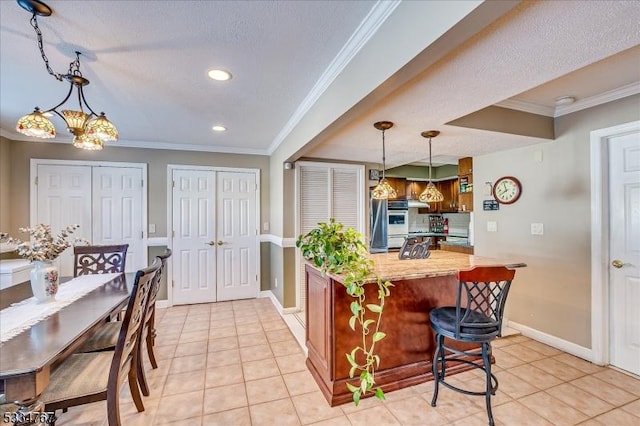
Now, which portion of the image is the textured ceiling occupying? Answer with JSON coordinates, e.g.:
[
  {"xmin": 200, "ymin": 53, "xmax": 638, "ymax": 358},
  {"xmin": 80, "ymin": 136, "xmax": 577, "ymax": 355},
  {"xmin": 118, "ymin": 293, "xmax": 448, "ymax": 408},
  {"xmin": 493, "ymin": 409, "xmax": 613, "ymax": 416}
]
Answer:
[
  {"xmin": 303, "ymin": 0, "xmax": 640, "ymax": 167},
  {"xmin": 0, "ymin": 0, "xmax": 376, "ymax": 153},
  {"xmin": 1, "ymin": 1, "xmax": 638, "ymax": 165}
]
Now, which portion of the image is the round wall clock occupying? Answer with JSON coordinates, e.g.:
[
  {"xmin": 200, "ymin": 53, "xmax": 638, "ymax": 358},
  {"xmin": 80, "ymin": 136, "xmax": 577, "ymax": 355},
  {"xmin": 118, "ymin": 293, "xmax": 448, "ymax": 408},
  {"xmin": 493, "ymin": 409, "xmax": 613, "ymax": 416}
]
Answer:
[{"xmin": 492, "ymin": 176, "xmax": 522, "ymax": 204}]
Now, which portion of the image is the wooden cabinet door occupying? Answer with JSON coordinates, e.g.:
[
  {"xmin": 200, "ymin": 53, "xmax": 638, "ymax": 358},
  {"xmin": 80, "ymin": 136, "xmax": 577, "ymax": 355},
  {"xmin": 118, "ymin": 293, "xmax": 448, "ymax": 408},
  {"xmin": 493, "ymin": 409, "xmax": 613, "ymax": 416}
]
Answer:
[
  {"xmin": 437, "ymin": 179, "xmax": 458, "ymax": 212},
  {"xmin": 406, "ymin": 181, "xmax": 426, "ymax": 200},
  {"xmin": 385, "ymin": 177, "xmax": 406, "ymax": 199}
]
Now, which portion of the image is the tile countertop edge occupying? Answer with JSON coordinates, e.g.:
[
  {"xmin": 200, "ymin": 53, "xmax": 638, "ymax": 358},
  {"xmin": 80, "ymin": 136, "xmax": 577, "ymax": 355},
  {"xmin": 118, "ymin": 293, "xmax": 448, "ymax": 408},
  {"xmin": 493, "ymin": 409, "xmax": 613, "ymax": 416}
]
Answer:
[{"xmin": 310, "ymin": 251, "xmax": 526, "ymax": 283}]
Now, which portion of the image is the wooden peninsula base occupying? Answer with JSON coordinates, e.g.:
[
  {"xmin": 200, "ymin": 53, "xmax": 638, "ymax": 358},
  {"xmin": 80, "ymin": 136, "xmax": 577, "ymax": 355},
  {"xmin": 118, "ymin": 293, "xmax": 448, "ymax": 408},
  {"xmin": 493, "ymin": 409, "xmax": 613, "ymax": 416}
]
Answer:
[{"xmin": 304, "ymin": 251, "xmax": 525, "ymax": 406}]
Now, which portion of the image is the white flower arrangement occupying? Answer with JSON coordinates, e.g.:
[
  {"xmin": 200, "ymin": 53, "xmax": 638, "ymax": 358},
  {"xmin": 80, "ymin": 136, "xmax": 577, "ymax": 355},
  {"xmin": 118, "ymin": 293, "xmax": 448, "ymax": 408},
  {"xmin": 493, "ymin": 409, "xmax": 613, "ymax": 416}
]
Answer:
[{"xmin": 0, "ymin": 224, "xmax": 88, "ymax": 262}]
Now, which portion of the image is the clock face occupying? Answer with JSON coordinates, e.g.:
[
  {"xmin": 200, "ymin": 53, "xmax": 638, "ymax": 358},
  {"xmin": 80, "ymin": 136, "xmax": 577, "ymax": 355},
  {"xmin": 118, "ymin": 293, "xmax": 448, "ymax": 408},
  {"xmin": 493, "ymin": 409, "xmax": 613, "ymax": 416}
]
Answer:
[{"xmin": 493, "ymin": 176, "xmax": 522, "ymax": 204}]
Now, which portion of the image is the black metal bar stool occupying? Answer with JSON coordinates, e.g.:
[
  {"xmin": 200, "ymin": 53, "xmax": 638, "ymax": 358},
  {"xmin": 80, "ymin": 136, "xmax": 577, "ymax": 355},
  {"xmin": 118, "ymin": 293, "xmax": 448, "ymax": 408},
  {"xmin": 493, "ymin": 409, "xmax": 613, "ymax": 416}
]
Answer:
[{"xmin": 430, "ymin": 266, "xmax": 516, "ymax": 426}]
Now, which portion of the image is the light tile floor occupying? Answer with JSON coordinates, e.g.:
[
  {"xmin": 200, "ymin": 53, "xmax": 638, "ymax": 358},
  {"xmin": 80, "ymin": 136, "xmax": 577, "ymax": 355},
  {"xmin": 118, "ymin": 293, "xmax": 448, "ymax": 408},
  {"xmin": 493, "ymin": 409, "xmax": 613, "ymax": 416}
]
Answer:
[{"xmin": 57, "ymin": 298, "xmax": 640, "ymax": 425}]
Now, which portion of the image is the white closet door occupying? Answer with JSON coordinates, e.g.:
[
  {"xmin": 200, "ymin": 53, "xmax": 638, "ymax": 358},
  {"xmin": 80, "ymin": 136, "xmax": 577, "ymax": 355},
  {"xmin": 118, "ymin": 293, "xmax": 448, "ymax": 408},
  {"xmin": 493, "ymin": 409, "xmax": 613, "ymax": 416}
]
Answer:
[
  {"xmin": 36, "ymin": 164, "xmax": 92, "ymax": 276},
  {"xmin": 172, "ymin": 169, "xmax": 217, "ymax": 305},
  {"xmin": 92, "ymin": 167, "xmax": 144, "ymax": 272},
  {"xmin": 296, "ymin": 162, "xmax": 364, "ymax": 315},
  {"xmin": 216, "ymin": 171, "xmax": 259, "ymax": 301}
]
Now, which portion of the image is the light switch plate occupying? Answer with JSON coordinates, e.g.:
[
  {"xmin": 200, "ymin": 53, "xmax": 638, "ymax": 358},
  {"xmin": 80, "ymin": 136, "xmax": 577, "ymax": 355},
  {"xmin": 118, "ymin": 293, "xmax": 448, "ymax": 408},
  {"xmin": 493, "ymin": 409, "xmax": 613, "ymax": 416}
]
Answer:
[
  {"xmin": 148, "ymin": 224, "xmax": 156, "ymax": 233},
  {"xmin": 487, "ymin": 221, "xmax": 497, "ymax": 232},
  {"xmin": 531, "ymin": 223, "xmax": 544, "ymax": 235}
]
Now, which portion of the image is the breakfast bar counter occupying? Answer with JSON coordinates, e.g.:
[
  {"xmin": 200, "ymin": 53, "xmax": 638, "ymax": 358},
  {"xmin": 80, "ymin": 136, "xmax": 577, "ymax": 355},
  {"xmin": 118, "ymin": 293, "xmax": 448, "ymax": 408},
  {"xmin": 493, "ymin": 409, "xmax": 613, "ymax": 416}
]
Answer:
[{"xmin": 305, "ymin": 251, "xmax": 525, "ymax": 406}]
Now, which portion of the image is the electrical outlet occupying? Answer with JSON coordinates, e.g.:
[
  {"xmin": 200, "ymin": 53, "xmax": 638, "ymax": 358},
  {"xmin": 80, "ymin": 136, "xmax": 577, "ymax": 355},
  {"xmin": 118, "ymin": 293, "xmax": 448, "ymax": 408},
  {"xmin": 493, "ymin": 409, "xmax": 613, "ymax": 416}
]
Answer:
[
  {"xmin": 487, "ymin": 221, "xmax": 497, "ymax": 232},
  {"xmin": 274, "ymin": 278, "xmax": 278, "ymax": 288},
  {"xmin": 263, "ymin": 222, "xmax": 270, "ymax": 232},
  {"xmin": 531, "ymin": 223, "xmax": 544, "ymax": 235}
]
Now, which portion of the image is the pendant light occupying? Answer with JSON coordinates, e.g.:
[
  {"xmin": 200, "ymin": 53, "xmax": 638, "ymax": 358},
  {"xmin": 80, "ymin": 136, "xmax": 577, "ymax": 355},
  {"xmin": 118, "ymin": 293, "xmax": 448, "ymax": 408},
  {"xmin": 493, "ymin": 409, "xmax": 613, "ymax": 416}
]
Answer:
[
  {"xmin": 419, "ymin": 130, "xmax": 445, "ymax": 203},
  {"xmin": 14, "ymin": 0, "xmax": 118, "ymax": 150},
  {"xmin": 371, "ymin": 121, "xmax": 397, "ymax": 200}
]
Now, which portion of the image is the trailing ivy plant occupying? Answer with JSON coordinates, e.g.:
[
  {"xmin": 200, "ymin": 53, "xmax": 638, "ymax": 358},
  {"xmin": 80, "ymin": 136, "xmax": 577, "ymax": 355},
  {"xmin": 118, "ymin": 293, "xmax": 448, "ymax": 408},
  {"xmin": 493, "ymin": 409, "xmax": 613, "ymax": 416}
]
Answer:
[{"xmin": 296, "ymin": 218, "xmax": 393, "ymax": 405}]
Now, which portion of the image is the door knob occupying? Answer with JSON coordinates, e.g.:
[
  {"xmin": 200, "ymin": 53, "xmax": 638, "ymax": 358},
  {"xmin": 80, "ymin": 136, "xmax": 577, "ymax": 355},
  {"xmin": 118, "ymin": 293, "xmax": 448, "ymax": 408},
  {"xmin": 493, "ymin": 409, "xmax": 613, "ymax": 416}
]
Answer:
[
  {"xmin": 217, "ymin": 240, "xmax": 224, "ymax": 246},
  {"xmin": 206, "ymin": 241, "xmax": 216, "ymax": 246},
  {"xmin": 611, "ymin": 259, "xmax": 624, "ymax": 269}
]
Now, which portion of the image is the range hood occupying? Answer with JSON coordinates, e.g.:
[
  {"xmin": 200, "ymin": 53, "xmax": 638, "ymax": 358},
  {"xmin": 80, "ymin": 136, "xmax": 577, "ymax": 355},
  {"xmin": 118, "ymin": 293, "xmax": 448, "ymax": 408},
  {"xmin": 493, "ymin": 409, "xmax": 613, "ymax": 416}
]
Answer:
[{"xmin": 407, "ymin": 200, "xmax": 430, "ymax": 208}]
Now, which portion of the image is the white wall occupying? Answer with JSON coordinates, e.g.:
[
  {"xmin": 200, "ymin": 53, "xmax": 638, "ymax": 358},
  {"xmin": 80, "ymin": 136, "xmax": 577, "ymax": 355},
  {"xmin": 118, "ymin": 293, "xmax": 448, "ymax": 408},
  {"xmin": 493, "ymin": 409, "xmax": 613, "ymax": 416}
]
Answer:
[{"xmin": 474, "ymin": 94, "xmax": 640, "ymax": 348}]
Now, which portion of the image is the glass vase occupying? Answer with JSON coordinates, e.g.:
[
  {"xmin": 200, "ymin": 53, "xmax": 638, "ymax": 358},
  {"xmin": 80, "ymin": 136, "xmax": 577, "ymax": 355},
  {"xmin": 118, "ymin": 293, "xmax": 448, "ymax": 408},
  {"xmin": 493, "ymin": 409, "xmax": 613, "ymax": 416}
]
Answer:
[{"xmin": 30, "ymin": 260, "xmax": 59, "ymax": 303}]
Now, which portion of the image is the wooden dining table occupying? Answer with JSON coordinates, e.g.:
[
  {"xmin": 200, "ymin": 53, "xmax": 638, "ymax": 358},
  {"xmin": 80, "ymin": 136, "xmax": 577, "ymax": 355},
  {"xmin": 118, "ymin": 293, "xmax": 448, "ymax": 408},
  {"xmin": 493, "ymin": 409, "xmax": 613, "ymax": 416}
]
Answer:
[{"xmin": 0, "ymin": 273, "xmax": 135, "ymax": 417}]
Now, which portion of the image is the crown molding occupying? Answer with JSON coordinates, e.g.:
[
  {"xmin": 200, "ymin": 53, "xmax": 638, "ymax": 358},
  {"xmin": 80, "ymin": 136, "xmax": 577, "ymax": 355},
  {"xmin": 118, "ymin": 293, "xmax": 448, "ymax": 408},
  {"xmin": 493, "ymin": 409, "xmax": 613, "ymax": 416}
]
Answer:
[
  {"xmin": 495, "ymin": 81, "xmax": 640, "ymax": 119},
  {"xmin": 266, "ymin": 0, "xmax": 401, "ymax": 155},
  {"xmin": 494, "ymin": 99, "xmax": 555, "ymax": 117},
  {"xmin": 0, "ymin": 129, "xmax": 270, "ymax": 156},
  {"xmin": 554, "ymin": 81, "xmax": 640, "ymax": 117}
]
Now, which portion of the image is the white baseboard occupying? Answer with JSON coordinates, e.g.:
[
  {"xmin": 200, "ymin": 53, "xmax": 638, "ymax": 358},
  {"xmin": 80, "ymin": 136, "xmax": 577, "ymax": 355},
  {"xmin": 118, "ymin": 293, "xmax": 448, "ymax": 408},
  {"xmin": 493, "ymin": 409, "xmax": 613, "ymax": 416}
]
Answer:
[
  {"xmin": 259, "ymin": 290, "xmax": 298, "ymax": 314},
  {"xmin": 156, "ymin": 300, "xmax": 170, "ymax": 309},
  {"xmin": 507, "ymin": 320, "xmax": 593, "ymax": 362}
]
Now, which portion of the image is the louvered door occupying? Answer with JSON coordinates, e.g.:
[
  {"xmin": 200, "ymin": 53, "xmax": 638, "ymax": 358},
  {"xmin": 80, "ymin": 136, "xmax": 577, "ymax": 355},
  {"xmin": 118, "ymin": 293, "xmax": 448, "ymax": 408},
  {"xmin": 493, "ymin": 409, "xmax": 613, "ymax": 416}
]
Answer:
[{"xmin": 296, "ymin": 162, "xmax": 364, "ymax": 319}]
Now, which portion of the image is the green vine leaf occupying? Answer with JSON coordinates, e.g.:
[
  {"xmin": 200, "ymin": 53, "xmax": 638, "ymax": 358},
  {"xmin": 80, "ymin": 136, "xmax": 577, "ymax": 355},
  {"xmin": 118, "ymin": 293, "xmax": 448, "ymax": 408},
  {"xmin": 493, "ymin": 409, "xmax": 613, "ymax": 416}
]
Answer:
[
  {"xmin": 372, "ymin": 332, "xmax": 386, "ymax": 342},
  {"xmin": 348, "ymin": 315, "xmax": 357, "ymax": 331},
  {"xmin": 366, "ymin": 304, "xmax": 382, "ymax": 313}
]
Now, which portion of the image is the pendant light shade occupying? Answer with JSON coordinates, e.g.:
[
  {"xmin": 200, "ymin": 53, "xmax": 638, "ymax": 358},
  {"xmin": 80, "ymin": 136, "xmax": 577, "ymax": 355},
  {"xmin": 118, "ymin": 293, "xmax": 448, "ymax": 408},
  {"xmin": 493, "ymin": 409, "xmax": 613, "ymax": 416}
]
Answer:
[
  {"xmin": 372, "ymin": 121, "xmax": 396, "ymax": 200},
  {"xmin": 419, "ymin": 130, "xmax": 444, "ymax": 203}
]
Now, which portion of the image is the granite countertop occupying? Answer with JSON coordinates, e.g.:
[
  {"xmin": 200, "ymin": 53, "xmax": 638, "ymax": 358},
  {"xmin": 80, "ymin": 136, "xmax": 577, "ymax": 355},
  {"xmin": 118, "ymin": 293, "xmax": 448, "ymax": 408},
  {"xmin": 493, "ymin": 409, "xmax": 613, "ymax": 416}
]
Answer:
[
  {"xmin": 321, "ymin": 251, "xmax": 526, "ymax": 283},
  {"xmin": 439, "ymin": 241, "xmax": 474, "ymax": 248},
  {"xmin": 407, "ymin": 232, "xmax": 467, "ymax": 237}
]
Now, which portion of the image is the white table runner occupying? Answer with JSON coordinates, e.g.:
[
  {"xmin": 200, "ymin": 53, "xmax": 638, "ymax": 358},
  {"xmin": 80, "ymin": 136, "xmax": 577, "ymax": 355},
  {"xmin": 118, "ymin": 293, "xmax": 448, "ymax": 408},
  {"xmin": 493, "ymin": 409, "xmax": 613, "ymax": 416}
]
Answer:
[{"xmin": 0, "ymin": 273, "xmax": 121, "ymax": 343}]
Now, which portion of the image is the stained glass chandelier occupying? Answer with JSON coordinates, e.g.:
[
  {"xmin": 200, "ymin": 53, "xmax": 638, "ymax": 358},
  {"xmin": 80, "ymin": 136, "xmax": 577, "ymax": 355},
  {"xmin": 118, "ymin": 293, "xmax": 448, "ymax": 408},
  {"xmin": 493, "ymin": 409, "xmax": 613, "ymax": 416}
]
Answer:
[{"xmin": 15, "ymin": 0, "xmax": 118, "ymax": 150}]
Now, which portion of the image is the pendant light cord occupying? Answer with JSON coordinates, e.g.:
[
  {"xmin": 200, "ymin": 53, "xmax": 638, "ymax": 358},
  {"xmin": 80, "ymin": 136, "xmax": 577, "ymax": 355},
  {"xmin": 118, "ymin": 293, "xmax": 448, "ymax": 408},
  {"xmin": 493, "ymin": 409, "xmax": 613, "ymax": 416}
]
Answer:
[
  {"xmin": 381, "ymin": 129, "xmax": 387, "ymax": 180},
  {"xmin": 428, "ymin": 136, "xmax": 433, "ymax": 181}
]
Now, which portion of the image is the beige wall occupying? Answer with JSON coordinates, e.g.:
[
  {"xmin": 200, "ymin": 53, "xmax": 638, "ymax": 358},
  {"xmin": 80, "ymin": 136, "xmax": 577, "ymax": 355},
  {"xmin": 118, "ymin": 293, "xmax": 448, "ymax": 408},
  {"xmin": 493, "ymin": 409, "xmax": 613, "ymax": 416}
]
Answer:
[
  {"xmin": 5, "ymin": 140, "xmax": 270, "ymax": 237},
  {"xmin": 0, "ymin": 136, "xmax": 11, "ymax": 232},
  {"xmin": 474, "ymin": 94, "xmax": 640, "ymax": 348}
]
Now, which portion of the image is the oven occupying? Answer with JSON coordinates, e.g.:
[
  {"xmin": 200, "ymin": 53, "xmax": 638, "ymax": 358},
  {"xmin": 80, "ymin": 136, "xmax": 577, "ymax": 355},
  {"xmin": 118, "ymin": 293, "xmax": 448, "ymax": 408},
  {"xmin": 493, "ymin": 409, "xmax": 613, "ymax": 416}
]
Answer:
[{"xmin": 387, "ymin": 209, "xmax": 408, "ymax": 249}]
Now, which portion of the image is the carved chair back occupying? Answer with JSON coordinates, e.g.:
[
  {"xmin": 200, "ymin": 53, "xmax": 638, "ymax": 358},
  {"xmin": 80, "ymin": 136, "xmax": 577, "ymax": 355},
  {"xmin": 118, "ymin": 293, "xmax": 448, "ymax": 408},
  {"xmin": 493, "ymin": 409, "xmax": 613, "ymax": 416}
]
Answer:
[{"xmin": 74, "ymin": 244, "xmax": 129, "ymax": 277}]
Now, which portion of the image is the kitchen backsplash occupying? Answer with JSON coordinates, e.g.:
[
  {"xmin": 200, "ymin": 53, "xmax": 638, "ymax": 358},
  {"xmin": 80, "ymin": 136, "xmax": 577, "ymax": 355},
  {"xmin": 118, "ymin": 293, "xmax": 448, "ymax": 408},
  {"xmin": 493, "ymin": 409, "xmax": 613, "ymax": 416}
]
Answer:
[{"xmin": 408, "ymin": 209, "xmax": 470, "ymax": 236}]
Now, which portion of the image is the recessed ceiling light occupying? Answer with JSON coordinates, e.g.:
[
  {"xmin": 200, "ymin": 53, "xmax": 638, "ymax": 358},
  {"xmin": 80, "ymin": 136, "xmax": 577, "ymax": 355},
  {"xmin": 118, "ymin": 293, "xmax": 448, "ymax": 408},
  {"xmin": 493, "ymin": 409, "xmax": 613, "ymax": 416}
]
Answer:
[
  {"xmin": 212, "ymin": 125, "xmax": 226, "ymax": 132},
  {"xmin": 555, "ymin": 96, "xmax": 576, "ymax": 106},
  {"xmin": 208, "ymin": 69, "xmax": 232, "ymax": 81}
]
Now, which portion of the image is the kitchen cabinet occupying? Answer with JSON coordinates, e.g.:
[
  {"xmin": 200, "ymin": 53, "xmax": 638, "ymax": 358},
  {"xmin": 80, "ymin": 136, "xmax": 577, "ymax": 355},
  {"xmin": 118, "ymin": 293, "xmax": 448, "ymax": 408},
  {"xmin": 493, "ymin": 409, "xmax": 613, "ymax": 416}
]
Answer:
[
  {"xmin": 384, "ymin": 177, "xmax": 406, "ymax": 199},
  {"xmin": 405, "ymin": 180, "xmax": 426, "ymax": 200},
  {"xmin": 458, "ymin": 157, "xmax": 473, "ymax": 212},
  {"xmin": 437, "ymin": 178, "xmax": 459, "ymax": 212}
]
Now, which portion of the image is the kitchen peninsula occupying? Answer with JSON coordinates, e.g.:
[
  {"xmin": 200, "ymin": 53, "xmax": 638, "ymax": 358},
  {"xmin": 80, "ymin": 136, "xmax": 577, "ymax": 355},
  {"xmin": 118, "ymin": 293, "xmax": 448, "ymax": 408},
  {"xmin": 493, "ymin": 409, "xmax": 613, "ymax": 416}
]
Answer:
[{"xmin": 305, "ymin": 250, "xmax": 525, "ymax": 406}]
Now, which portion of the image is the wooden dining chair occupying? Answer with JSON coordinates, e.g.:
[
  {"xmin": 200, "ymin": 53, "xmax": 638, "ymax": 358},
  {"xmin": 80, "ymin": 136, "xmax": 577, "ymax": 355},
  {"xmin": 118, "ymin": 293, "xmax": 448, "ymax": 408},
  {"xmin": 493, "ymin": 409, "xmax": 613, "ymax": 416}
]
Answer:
[
  {"xmin": 74, "ymin": 244, "xmax": 129, "ymax": 277},
  {"xmin": 429, "ymin": 266, "xmax": 515, "ymax": 426},
  {"xmin": 41, "ymin": 258, "xmax": 161, "ymax": 426},
  {"xmin": 77, "ymin": 249, "xmax": 172, "ymax": 396}
]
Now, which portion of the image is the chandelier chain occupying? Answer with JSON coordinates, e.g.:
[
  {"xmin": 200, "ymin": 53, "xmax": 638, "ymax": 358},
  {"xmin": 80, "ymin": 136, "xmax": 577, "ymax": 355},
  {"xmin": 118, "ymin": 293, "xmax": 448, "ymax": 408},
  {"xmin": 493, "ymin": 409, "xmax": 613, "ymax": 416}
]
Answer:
[{"xmin": 30, "ymin": 13, "xmax": 64, "ymax": 81}]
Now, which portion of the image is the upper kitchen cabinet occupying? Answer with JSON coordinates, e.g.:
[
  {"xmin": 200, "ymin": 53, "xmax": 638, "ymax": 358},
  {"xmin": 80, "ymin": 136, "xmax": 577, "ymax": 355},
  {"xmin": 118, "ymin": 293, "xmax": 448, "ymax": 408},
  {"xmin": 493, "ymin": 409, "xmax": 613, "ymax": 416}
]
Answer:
[
  {"xmin": 458, "ymin": 157, "xmax": 473, "ymax": 212},
  {"xmin": 437, "ymin": 178, "xmax": 459, "ymax": 212},
  {"xmin": 458, "ymin": 157, "xmax": 473, "ymax": 176},
  {"xmin": 384, "ymin": 177, "xmax": 406, "ymax": 199},
  {"xmin": 406, "ymin": 180, "xmax": 426, "ymax": 200}
]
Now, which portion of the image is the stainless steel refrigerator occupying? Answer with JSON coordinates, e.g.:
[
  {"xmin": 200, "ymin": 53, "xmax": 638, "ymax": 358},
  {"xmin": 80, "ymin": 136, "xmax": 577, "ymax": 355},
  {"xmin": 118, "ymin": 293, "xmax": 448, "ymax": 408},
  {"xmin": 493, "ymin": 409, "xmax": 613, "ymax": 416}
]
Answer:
[{"xmin": 370, "ymin": 197, "xmax": 388, "ymax": 253}]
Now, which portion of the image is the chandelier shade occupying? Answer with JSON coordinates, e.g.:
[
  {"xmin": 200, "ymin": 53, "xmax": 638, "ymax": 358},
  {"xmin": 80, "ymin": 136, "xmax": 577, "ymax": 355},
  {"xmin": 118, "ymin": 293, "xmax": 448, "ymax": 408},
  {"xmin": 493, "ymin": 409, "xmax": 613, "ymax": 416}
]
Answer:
[
  {"xmin": 72, "ymin": 134, "xmax": 104, "ymax": 151},
  {"xmin": 14, "ymin": 0, "xmax": 118, "ymax": 150},
  {"xmin": 16, "ymin": 108, "xmax": 55, "ymax": 138},
  {"xmin": 371, "ymin": 121, "xmax": 396, "ymax": 200},
  {"xmin": 85, "ymin": 113, "xmax": 119, "ymax": 141},
  {"xmin": 419, "ymin": 130, "xmax": 445, "ymax": 203}
]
